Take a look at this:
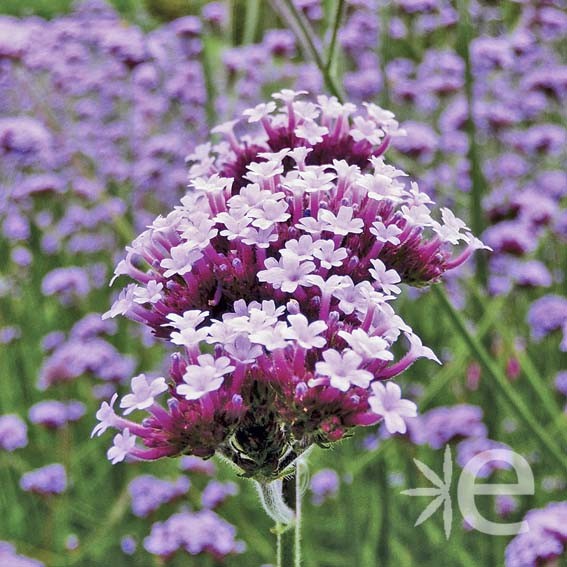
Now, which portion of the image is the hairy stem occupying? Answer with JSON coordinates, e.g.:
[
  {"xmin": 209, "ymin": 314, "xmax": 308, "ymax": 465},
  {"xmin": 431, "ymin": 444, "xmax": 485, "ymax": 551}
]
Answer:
[
  {"xmin": 276, "ymin": 523, "xmax": 283, "ymax": 567},
  {"xmin": 256, "ymin": 479, "xmax": 295, "ymax": 525},
  {"xmin": 294, "ymin": 458, "xmax": 308, "ymax": 567}
]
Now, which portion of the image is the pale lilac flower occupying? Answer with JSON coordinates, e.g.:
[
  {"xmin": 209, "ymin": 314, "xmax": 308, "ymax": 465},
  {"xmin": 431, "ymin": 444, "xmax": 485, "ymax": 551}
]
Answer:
[
  {"xmin": 91, "ymin": 394, "xmax": 119, "ymax": 438},
  {"xmin": 120, "ymin": 374, "xmax": 168, "ymax": 415},
  {"xmin": 133, "ymin": 281, "xmax": 164, "ymax": 304},
  {"xmin": 315, "ymin": 349, "xmax": 373, "ymax": 391},
  {"xmin": 318, "ymin": 206, "xmax": 364, "ymax": 236},
  {"xmin": 338, "ymin": 329, "xmax": 394, "ymax": 361},
  {"xmin": 284, "ymin": 314, "xmax": 327, "ymax": 349},
  {"xmin": 369, "ymin": 260, "xmax": 402, "ymax": 295},
  {"xmin": 258, "ymin": 256, "xmax": 315, "ymax": 293},
  {"xmin": 177, "ymin": 355, "xmax": 234, "ymax": 400},
  {"xmin": 107, "ymin": 429, "xmax": 137, "ymax": 464},
  {"xmin": 313, "ymin": 241, "xmax": 348, "ymax": 269},
  {"xmin": 160, "ymin": 245, "xmax": 203, "ymax": 278},
  {"xmin": 368, "ymin": 382, "xmax": 417, "ymax": 434}
]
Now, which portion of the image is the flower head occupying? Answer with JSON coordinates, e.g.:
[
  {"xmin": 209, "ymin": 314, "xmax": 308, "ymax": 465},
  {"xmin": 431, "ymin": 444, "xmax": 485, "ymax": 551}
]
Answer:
[{"xmin": 100, "ymin": 92, "xmax": 482, "ymax": 479}]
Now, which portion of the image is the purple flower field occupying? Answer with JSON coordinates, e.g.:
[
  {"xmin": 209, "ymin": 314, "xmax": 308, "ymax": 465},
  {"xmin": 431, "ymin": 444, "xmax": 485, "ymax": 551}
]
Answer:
[{"xmin": 0, "ymin": 1, "xmax": 565, "ymax": 566}]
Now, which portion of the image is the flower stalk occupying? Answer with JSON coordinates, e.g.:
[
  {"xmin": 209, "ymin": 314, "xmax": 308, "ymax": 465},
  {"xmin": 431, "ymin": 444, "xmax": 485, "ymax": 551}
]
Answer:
[{"xmin": 256, "ymin": 479, "xmax": 295, "ymax": 525}]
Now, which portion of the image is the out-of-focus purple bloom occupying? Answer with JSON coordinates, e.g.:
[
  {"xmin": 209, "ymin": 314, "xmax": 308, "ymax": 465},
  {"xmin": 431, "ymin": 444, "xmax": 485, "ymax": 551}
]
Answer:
[
  {"xmin": 495, "ymin": 495, "xmax": 518, "ymax": 518},
  {"xmin": 70, "ymin": 313, "xmax": 116, "ymax": 340},
  {"xmin": 180, "ymin": 455, "xmax": 216, "ymax": 476},
  {"xmin": 65, "ymin": 535, "xmax": 79, "ymax": 551},
  {"xmin": 28, "ymin": 400, "xmax": 86, "ymax": 429},
  {"xmin": 128, "ymin": 475, "xmax": 190, "ymax": 518},
  {"xmin": 393, "ymin": 121, "xmax": 438, "ymax": 163},
  {"xmin": 407, "ymin": 404, "xmax": 487, "ymax": 448},
  {"xmin": 201, "ymin": 480, "xmax": 238, "ymax": 509},
  {"xmin": 505, "ymin": 501, "xmax": 567, "ymax": 567},
  {"xmin": 483, "ymin": 221, "xmax": 536, "ymax": 256},
  {"xmin": 527, "ymin": 295, "xmax": 567, "ymax": 345},
  {"xmin": 41, "ymin": 267, "xmax": 91, "ymax": 304},
  {"xmin": 555, "ymin": 372, "xmax": 567, "ymax": 397},
  {"xmin": 39, "ymin": 336, "xmax": 135, "ymax": 389},
  {"xmin": 121, "ymin": 536, "xmax": 137, "ymax": 555},
  {"xmin": 0, "ymin": 414, "xmax": 28, "ymax": 451},
  {"xmin": 143, "ymin": 509, "xmax": 245, "ymax": 560},
  {"xmin": 456, "ymin": 437, "xmax": 513, "ymax": 478},
  {"xmin": 0, "ymin": 117, "xmax": 52, "ymax": 166},
  {"xmin": 20, "ymin": 464, "xmax": 67, "ymax": 495},
  {"xmin": 0, "ymin": 326, "xmax": 21, "ymax": 344},
  {"xmin": 310, "ymin": 468, "xmax": 340, "ymax": 506},
  {"xmin": 41, "ymin": 331, "xmax": 65, "ymax": 353},
  {"xmin": 0, "ymin": 541, "xmax": 44, "ymax": 567},
  {"xmin": 201, "ymin": 2, "xmax": 227, "ymax": 27}
]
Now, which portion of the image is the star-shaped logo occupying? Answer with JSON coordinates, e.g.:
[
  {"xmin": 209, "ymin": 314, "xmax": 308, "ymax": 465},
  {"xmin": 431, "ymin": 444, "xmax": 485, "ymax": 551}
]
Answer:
[{"xmin": 401, "ymin": 445, "xmax": 453, "ymax": 539}]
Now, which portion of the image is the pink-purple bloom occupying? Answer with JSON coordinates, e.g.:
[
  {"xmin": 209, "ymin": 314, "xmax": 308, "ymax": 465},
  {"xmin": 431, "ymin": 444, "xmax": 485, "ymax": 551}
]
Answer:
[
  {"xmin": 0, "ymin": 414, "xmax": 28, "ymax": 451},
  {"xmin": 97, "ymin": 92, "xmax": 482, "ymax": 479},
  {"xmin": 505, "ymin": 501, "xmax": 567, "ymax": 567},
  {"xmin": 20, "ymin": 463, "xmax": 67, "ymax": 495}
]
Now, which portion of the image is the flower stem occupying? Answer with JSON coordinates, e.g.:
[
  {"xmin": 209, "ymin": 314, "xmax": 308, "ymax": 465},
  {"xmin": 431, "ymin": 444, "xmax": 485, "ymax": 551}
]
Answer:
[
  {"xmin": 325, "ymin": 0, "xmax": 345, "ymax": 73},
  {"xmin": 270, "ymin": 0, "xmax": 345, "ymax": 101},
  {"xmin": 276, "ymin": 523, "xmax": 283, "ymax": 567},
  {"xmin": 295, "ymin": 464, "xmax": 302, "ymax": 567},
  {"xmin": 256, "ymin": 479, "xmax": 295, "ymax": 525},
  {"xmin": 294, "ymin": 459, "xmax": 308, "ymax": 567},
  {"xmin": 433, "ymin": 285, "xmax": 567, "ymax": 472},
  {"xmin": 456, "ymin": 0, "xmax": 488, "ymax": 287}
]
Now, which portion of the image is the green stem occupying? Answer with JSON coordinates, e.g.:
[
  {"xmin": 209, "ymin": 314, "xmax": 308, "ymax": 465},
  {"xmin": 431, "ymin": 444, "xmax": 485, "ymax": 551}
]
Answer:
[
  {"xmin": 271, "ymin": 0, "xmax": 345, "ymax": 101},
  {"xmin": 276, "ymin": 523, "xmax": 283, "ymax": 567},
  {"xmin": 256, "ymin": 479, "xmax": 295, "ymax": 525},
  {"xmin": 433, "ymin": 285, "xmax": 567, "ymax": 472},
  {"xmin": 294, "ymin": 460, "xmax": 306, "ymax": 567},
  {"xmin": 243, "ymin": 0, "xmax": 261, "ymax": 44},
  {"xmin": 325, "ymin": 0, "xmax": 345, "ymax": 72},
  {"xmin": 456, "ymin": 0, "xmax": 488, "ymax": 287}
]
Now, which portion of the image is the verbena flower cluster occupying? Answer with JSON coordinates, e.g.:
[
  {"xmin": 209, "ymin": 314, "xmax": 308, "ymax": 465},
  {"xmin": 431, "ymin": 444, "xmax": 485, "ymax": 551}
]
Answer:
[
  {"xmin": 97, "ymin": 91, "xmax": 483, "ymax": 479},
  {"xmin": 505, "ymin": 501, "xmax": 567, "ymax": 567}
]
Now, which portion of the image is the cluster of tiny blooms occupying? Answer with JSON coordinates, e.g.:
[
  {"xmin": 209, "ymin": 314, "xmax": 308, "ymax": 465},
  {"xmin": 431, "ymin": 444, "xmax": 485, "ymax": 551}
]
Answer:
[{"xmin": 96, "ymin": 91, "xmax": 485, "ymax": 479}]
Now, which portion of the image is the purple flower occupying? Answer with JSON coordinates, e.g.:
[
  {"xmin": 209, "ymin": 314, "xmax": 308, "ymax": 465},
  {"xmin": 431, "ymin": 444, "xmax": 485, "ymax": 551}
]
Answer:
[
  {"xmin": 20, "ymin": 464, "xmax": 67, "ymax": 495},
  {"xmin": 408, "ymin": 404, "xmax": 487, "ymax": 449},
  {"xmin": 456, "ymin": 437, "xmax": 513, "ymax": 478},
  {"xmin": 554, "ymin": 372, "xmax": 567, "ymax": 397},
  {"xmin": 41, "ymin": 267, "xmax": 91, "ymax": 304},
  {"xmin": 527, "ymin": 295, "xmax": 567, "ymax": 343},
  {"xmin": 310, "ymin": 468, "xmax": 340, "ymax": 505},
  {"xmin": 98, "ymin": 92, "xmax": 482, "ymax": 478},
  {"xmin": 201, "ymin": 480, "xmax": 238, "ymax": 509},
  {"xmin": 39, "ymin": 337, "xmax": 135, "ymax": 389},
  {"xmin": 143, "ymin": 509, "xmax": 245, "ymax": 559},
  {"xmin": 120, "ymin": 536, "xmax": 137, "ymax": 555},
  {"xmin": 0, "ymin": 414, "xmax": 28, "ymax": 451},
  {"xmin": 28, "ymin": 400, "xmax": 86, "ymax": 429},
  {"xmin": 128, "ymin": 475, "xmax": 190, "ymax": 517},
  {"xmin": 179, "ymin": 455, "xmax": 216, "ymax": 476},
  {"xmin": 505, "ymin": 501, "xmax": 567, "ymax": 567},
  {"xmin": 0, "ymin": 541, "xmax": 44, "ymax": 567}
]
